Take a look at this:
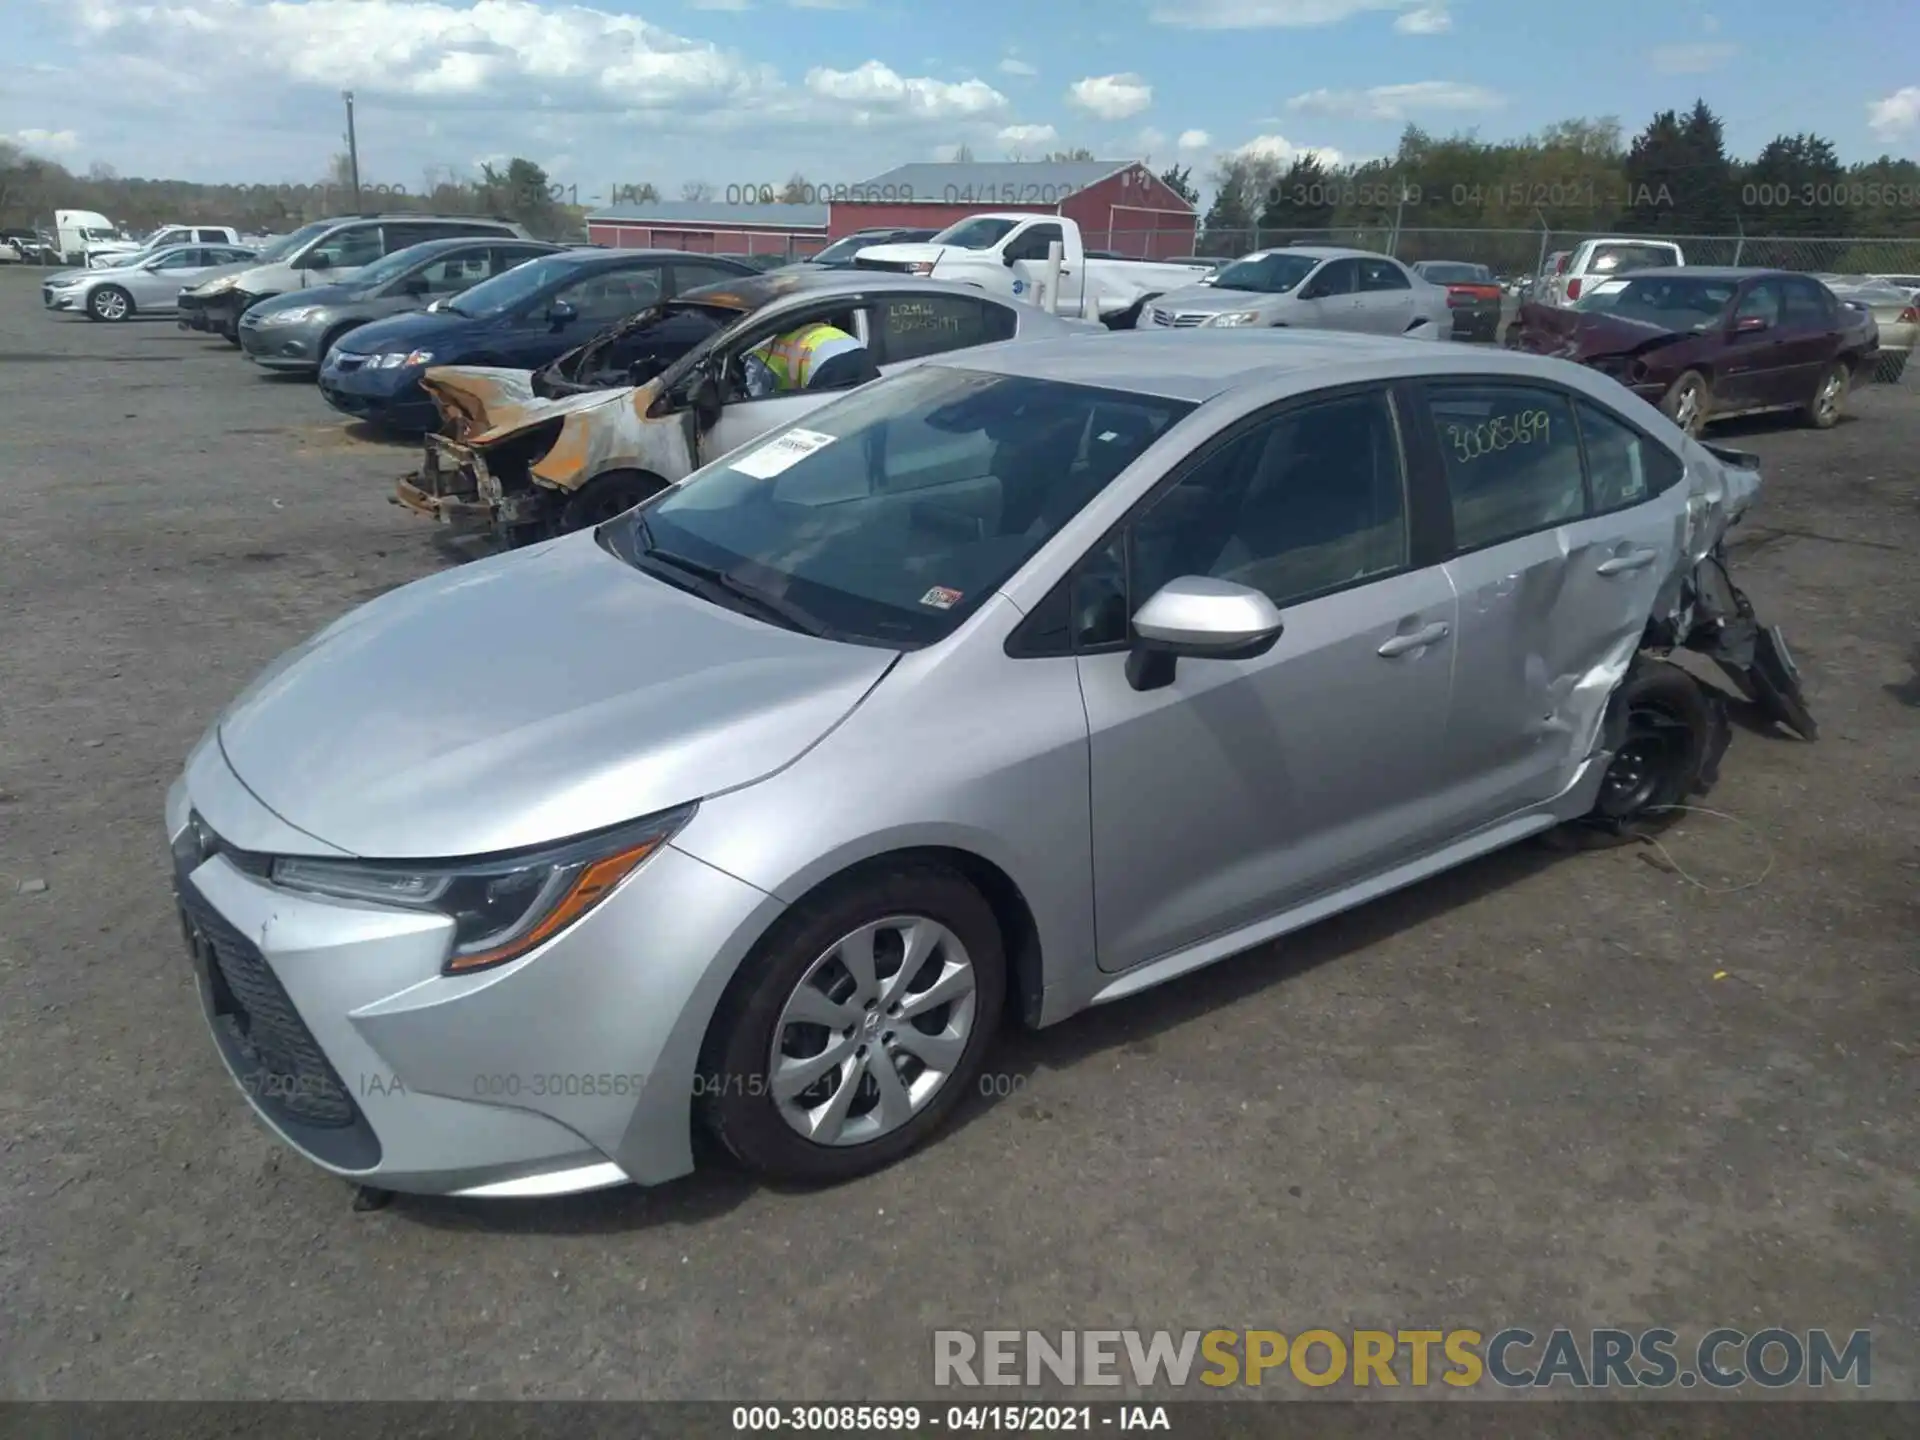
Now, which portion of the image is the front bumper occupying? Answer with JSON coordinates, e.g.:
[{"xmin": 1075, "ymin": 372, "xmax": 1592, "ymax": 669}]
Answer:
[
  {"xmin": 43, "ymin": 285, "xmax": 82, "ymax": 312},
  {"xmin": 166, "ymin": 746, "xmax": 781, "ymax": 1196},
  {"xmin": 394, "ymin": 431, "xmax": 558, "ymax": 532},
  {"xmin": 239, "ymin": 315, "xmax": 326, "ymax": 369},
  {"xmin": 319, "ymin": 354, "xmax": 438, "ymax": 430}
]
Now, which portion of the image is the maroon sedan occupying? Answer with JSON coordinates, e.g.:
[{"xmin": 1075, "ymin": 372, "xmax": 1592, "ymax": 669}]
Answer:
[{"xmin": 1506, "ymin": 267, "xmax": 1878, "ymax": 435}]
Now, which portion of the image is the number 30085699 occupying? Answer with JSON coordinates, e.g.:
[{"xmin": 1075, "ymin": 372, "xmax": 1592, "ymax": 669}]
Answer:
[{"xmin": 1447, "ymin": 409, "xmax": 1552, "ymax": 463}]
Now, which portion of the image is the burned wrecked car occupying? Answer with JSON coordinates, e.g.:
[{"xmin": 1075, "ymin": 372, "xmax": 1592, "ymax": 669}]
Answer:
[
  {"xmin": 395, "ymin": 270, "xmax": 1091, "ymax": 542},
  {"xmin": 1508, "ymin": 267, "xmax": 1878, "ymax": 436}
]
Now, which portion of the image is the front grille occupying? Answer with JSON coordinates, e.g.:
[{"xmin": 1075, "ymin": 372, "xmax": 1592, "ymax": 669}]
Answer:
[
  {"xmin": 176, "ymin": 864, "xmax": 359, "ymax": 1131},
  {"xmin": 1150, "ymin": 308, "xmax": 1205, "ymax": 327},
  {"xmin": 852, "ymin": 257, "xmax": 916, "ymax": 274},
  {"xmin": 330, "ymin": 352, "xmax": 367, "ymax": 373}
]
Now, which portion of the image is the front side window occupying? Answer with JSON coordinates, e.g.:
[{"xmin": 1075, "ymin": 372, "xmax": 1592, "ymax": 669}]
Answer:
[
  {"xmin": 1427, "ymin": 384, "xmax": 1586, "ymax": 551},
  {"xmin": 618, "ymin": 366, "xmax": 1193, "ymax": 647},
  {"xmin": 876, "ymin": 294, "xmax": 1017, "ymax": 364},
  {"xmin": 1735, "ymin": 282, "xmax": 1784, "ymax": 326},
  {"xmin": 151, "ymin": 248, "xmax": 205, "ymax": 270},
  {"xmin": 1128, "ymin": 390, "xmax": 1409, "ymax": 615},
  {"xmin": 1308, "ymin": 259, "xmax": 1357, "ymax": 296},
  {"xmin": 1004, "ymin": 224, "xmax": 1065, "ymax": 263}
]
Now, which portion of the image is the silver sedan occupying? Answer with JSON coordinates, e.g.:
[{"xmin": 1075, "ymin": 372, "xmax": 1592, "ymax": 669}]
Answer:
[
  {"xmin": 1144, "ymin": 246, "xmax": 1451, "ymax": 339},
  {"xmin": 42, "ymin": 243, "xmax": 256, "ymax": 321},
  {"xmin": 167, "ymin": 330, "xmax": 1809, "ymax": 1200}
]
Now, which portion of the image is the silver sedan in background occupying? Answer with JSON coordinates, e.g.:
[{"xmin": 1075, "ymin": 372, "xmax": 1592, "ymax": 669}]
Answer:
[
  {"xmin": 1143, "ymin": 247, "xmax": 1451, "ymax": 339},
  {"xmin": 42, "ymin": 242, "xmax": 258, "ymax": 321},
  {"xmin": 167, "ymin": 330, "xmax": 1807, "ymax": 1202}
]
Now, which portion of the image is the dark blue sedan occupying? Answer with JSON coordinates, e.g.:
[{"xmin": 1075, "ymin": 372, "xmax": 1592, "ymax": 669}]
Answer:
[{"xmin": 317, "ymin": 248, "xmax": 757, "ymax": 430}]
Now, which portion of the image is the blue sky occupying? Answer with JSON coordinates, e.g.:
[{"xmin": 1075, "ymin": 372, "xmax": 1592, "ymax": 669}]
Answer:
[{"xmin": 3, "ymin": 0, "xmax": 1915, "ymax": 201}]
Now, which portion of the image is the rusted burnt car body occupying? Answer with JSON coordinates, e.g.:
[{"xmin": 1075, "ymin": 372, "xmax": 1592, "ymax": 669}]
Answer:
[
  {"xmin": 1507, "ymin": 267, "xmax": 1878, "ymax": 436},
  {"xmin": 396, "ymin": 271, "xmax": 1089, "ymax": 543}
]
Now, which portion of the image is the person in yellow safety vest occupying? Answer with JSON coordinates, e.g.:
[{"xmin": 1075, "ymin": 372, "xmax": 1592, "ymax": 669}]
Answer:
[{"xmin": 741, "ymin": 321, "xmax": 866, "ymax": 398}]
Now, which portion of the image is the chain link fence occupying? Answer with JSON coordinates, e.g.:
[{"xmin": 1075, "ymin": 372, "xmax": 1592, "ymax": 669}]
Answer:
[{"xmin": 1129, "ymin": 227, "xmax": 1920, "ymax": 281}]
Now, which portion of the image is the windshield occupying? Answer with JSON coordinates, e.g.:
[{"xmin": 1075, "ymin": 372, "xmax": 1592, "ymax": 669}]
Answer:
[
  {"xmin": 929, "ymin": 217, "xmax": 1020, "ymax": 250},
  {"xmin": 1419, "ymin": 262, "xmax": 1490, "ymax": 284},
  {"xmin": 1210, "ymin": 251, "xmax": 1320, "ymax": 294},
  {"xmin": 810, "ymin": 235, "xmax": 882, "ymax": 265},
  {"xmin": 547, "ymin": 302, "xmax": 733, "ymax": 390},
  {"xmin": 616, "ymin": 365, "xmax": 1194, "ymax": 647},
  {"xmin": 1574, "ymin": 275, "xmax": 1737, "ymax": 330},
  {"xmin": 447, "ymin": 253, "xmax": 579, "ymax": 317},
  {"xmin": 255, "ymin": 220, "xmax": 335, "ymax": 265}
]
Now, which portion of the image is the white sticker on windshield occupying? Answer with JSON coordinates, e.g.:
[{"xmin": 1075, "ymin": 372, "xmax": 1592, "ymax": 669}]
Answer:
[{"xmin": 732, "ymin": 427, "xmax": 836, "ymax": 479}]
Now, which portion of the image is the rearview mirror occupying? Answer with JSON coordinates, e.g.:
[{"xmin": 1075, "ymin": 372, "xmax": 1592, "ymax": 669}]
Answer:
[
  {"xmin": 1732, "ymin": 314, "xmax": 1770, "ymax": 334},
  {"xmin": 1125, "ymin": 576, "xmax": 1284, "ymax": 692},
  {"xmin": 548, "ymin": 299, "xmax": 578, "ymax": 329}
]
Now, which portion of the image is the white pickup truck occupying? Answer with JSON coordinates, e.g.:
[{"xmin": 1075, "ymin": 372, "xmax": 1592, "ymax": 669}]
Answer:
[
  {"xmin": 86, "ymin": 223, "xmax": 246, "ymax": 268},
  {"xmin": 851, "ymin": 213, "xmax": 1215, "ymax": 328}
]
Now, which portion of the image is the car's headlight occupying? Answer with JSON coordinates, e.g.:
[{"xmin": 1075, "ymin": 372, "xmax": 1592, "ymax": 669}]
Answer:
[
  {"xmin": 49, "ymin": 277, "xmax": 83, "ymax": 289},
  {"xmin": 267, "ymin": 806, "xmax": 695, "ymax": 973},
  {"xmin": 906, "ymin": 261, "xmax": 935, "ymax": 275},
  {"xmin": 1205, "ymin": 311, "xmax": 1263, "ymax": 327},
  {"xmin": 197, "ymin": 277, "xmax": 237, "ymax": 296},
  {"xmin": 375, "ymin": 349, "xmax": 433, "ymax": 368},
  {"xmin": 264, "ymin": 305, "xmax": 324, "ymax": 324}
]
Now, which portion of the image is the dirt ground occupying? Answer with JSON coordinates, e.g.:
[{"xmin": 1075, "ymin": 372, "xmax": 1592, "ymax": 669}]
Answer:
[{"xmin": 0, "ymin": 264, "xmax": 1914, "ymax": 1402}]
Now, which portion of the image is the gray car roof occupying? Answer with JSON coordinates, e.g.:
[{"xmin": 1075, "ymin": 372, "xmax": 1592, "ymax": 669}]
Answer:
[{"xmin": 941, "ymin": 329, "xmax": 1562, "ymax": 403}]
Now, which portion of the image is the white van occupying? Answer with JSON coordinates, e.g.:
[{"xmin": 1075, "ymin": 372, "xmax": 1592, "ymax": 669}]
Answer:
[
  {"xmin": 54, "ymin": 210, "xmax": 126, "ymax": 266},
  {"xmin": 1539, "ymin": 236, "xmax": 1686, "ymax": 307}
]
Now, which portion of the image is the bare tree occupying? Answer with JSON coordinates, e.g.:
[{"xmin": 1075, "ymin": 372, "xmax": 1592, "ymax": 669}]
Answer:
[
  {"xmin": 779, "ymin": 172, "xmax": 811, "ymax": 203},
  {"xmin": 681, "ymin": 179, "xmax": 715, "ymax": 202}
]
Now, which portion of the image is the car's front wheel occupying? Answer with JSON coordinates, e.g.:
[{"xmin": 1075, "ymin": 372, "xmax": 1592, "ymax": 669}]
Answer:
[
  {"xmin": 700, "ymin": 862, "xmax": 1005, "ymax": 1183},
  {"xmin": 1660, "ymin": 370, "xmax": 1711, "ymax": 436},
  {"xmin": 88, "ymin": 285, "xmax": 133, "ymax": 322}
]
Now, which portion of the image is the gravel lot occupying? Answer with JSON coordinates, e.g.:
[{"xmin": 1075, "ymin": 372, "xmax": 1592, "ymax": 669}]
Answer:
[{"xmin": 1, "ymin": 263, "xmax": 1914, "ymax": 1401}]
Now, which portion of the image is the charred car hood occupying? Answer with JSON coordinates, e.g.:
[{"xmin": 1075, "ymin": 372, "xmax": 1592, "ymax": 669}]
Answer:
[
  {"xmin": 421, "ymin": 366, "xmax": 639, "ymax": 444},
  {"xmin": 215, "ymin": 531, "xmax": 896, "ymax": 859}
]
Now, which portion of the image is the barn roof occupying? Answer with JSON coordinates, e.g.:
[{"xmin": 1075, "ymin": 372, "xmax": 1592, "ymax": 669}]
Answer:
[
  {"xmin": 584, "ymin": 201, "xmax": 830, "ymax": 227},
  {"xmin": 847, "ymin": 160, "xmax": 1151, "ymax": 202}
]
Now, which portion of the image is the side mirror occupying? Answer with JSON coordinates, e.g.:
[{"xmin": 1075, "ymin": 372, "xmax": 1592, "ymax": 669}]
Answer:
[
  {"xmin": 305, "ymin": 252, "xmax": 332, "ymax": 271},
  {"xmin": 1002, "ymin": 250, "xmax": 1018, "ymax": 267},
  {"xmin": 1124, "ymin": 576, "xmax": 1284, "ymax": 692},
  {"xmin": 548, "ymin": 299, "xmax": 578, "ymax": 329},
  {"xmin": 1732, "ymin": 314, "xmax": 1770, "ymax": 334}
]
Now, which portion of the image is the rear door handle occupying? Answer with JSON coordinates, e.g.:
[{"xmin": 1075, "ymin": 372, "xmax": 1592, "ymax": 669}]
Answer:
[
  {"xmin": 1596, "ymin": 549, "xmax": 1658, "ymax": 575},
  {"xmin": 1378, "ymin": 621, "xmax": 1450, "ymax": 657}
]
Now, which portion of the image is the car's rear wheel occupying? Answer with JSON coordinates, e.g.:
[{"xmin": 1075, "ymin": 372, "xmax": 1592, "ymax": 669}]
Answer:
[
  {"xmin": 88, "ymin": 285, "xmax": 132, "ymax": 322},
  {"xmin": 556, "ymin": 469, "xmax": 669, "ymax": 536},
  {"xmin": 1660, "ymin": 370, "xmax": 1710, "ymax": 436},
  {"xmin": 1802, "ymin": 362, "xmax": 1848, "ymax": 429},
  {"xmin": 700, "ymin": 862, "xmax": 1005, "ymax": 1184},
  {"xmin": 1548, "ymin": 658, "xmax": 1725, "ymax": 851}
]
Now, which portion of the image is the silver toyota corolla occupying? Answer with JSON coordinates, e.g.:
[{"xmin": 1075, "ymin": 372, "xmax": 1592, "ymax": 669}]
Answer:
[
  {"xmin": 1146, "ymin": 246, "xmax": 1450, "ymax": 339},
  {"xmin": 167, "ymin": 329, "xmax": 1805, "ymax": 1200}
]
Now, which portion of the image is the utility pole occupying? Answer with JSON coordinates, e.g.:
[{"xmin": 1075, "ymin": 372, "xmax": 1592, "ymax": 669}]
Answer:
[{"xmin": 342, "ymin": 90, "xmax": 362, "ymax": 210}]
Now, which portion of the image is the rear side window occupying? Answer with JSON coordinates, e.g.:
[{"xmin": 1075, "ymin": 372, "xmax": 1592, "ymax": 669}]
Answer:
[
  {"xmin": 1586, "ymin": 243, "xmax": 1679, "ymax": 276},
  {"xmin": 1782, "ymin": 277, "xmax": 1835, "ymax": 325},
  {"xmin": 1358, "ymin": 258, "xmax": 1411, "ymax": 291},
  {"xmin": 876, "ymin": 294, "xmax": 1017, "ymax": 364},
  {"xmin": 1426, "ymin": 384, "xmax": 1586, "ymax": 551},
  {"xmin": 1576, "ymin": 400, "xmax": 1682, "ymax": 512}
]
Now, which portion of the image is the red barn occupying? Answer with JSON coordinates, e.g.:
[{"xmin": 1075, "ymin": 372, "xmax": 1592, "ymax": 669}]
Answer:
[
  {"xmin": 584, "ymin": 201, "xmax": 830, "ymax": 259},
  {"xmin": 831, "ymin": 160, "xmax": 1197, "ymax": 260}
]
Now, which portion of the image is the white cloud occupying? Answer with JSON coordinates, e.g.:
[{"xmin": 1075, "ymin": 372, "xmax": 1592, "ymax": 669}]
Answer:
[
  {"xmin": 805, "ymin": 61, "xmax": 1008, "ymax": 119},
  {"xmin": 1151, "ymin": 0, "xmax": 1435, "ymax": 29},
  {"xmin": 1138, "ymin": 126, "xmax": 1168, "ymax": 151},
  {"xmin": 1178, "ymin": 128, "xmax": 1211, "ymax": 149},
  {"xmin": 788, "ymin": 0, "xmax": 865, "ymax": 8},
  {"xmin": 1868, "ymin": 86, "xmax": 1920, "ymax": 141},
  {"xmin": 1287, "ymin": 81, "xmax": 1503, "ymax": 119},
  {"xmin": 1647, "ymin": 41, "xmax": 1738, "ymax": 75},
  {"xmin": 12, "ymin": 128, "xmax": 82, "ymax": 155},
  {"xmin": 1067, "ymin": 73, "xmax": 1152, "ymax": 121},
  {"xmin": 998, "ymin": 123, "xmax": 1058, "ymax": 146},
  {"xmin": 1237, "ymin": 133, "xmax": 1346, "ymax": 167},
  {"xmin": 999, "ymin": 57, "xmax": 1038, "ymax": 77},
  {"xmin": 1393, "ymin": 4, "xmax": 1450, "ymax": 32},
  {"xmin": 690, "ymin": 0, "xmax": 752, "ymax": 10}
]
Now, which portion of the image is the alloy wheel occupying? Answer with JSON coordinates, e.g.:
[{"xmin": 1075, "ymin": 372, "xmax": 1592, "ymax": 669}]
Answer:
[
  {"xmin": 1670, "ymin": 379, "xmax": 1703, "ymax": 434},
  {"xmin": 94, "ymin": 289, "xmax": 128, "ymax": 321},
  {"xmin": 768, "ymin": 915, "xmax": 978, "ymax": 1147},
  {"xmin": 1815, "ymin": 371, "xmax": 1843, "ymax": 423}
]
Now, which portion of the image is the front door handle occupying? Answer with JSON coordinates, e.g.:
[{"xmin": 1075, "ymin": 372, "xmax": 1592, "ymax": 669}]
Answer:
[
  {"xmin": 1596, "ymin": 548, "xmax": 1658, "ymax": 575},
  {"xmin": 1378, "ymin": 621, "xmax": 1450, "ymax": 657}
]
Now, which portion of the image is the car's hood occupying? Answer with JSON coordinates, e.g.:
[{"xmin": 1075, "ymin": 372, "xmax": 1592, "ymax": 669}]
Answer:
[
  {"xmin": 337, "ymin": 307, "xmax": 473, "ymax": 355},
  {"xmin": 421, "ymin": 366, "xmax": 641, "ymax": 445},
  {"xmin": 183, "ymin": 260, "xmax": 264, "ymax": 295},
  {"xmin": 1515, "ymin": 304, "xmax": 1696, "ymax": 361},
  {"xmin": 1150, "ymin": 285, "xmax": 1286, "ymax": 314},
  {"xmin": 216, "ymin": 530, "xmax": 897, "ymax": 858},
  {"xmin": 856, "ymin": 242, "xmax": 947, "ymax": 267}
]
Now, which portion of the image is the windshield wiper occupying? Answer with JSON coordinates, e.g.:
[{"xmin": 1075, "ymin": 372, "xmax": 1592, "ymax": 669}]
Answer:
[{"xmin": 632, "ymin": 521, "xmax": 834, "ymax": 638}]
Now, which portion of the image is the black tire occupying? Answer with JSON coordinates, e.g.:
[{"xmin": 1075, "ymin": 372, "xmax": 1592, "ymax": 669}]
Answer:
[
  {"xmin": 1801, "ymin": 361, "xmax": 1848, "ymax": 429},
  {"xmin": 1546, "ymin": 657, "xmax": 1726, "ymax": 851},
  {"xmin": 316, "ymin": 322, "xmax": 362, "ymax": 371},
  {"xmin": 699, "ymin": 860, "xmax": 1006, "ymax": 1184},
  {"xmin": 87, "ymin": 285, "xmax": 133, "ymax": 322},
  {"xmin": 1660, "ymin": 370, "xmax": 1711, "ymax": 437},
  {"xmin": 556, "ymin": 469, "xmax": 668, "ymax": 534}
]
